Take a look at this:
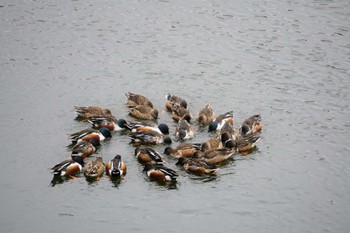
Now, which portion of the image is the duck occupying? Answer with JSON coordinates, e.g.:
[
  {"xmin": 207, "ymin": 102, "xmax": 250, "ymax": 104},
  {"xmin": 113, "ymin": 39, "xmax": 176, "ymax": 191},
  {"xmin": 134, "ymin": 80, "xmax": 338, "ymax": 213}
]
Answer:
[
  {"xmin": 69, "ymin": 127, "xmax": 112, "ymax": 145},
  {"xmin": 197, "ymin": 104, "xmax": 215, "ymax": 126},
  {"xmin": 194, "ymin": 149, "xmax": 235, "ymax": 166},
  {"xmin": 83, "ymin": 157, "xmax": 105, "ymax": 180},
  {"xmin": 227, "ymin": 134, "xmax": 261, "ymax": 154},
  {"xmin": 208, "ymin": 111, "xmax": 234, "ymax": 132},
  {"xmin": 201, "ymin": 136, "xmax": 223, "ymax": 151},
  {"xmin": 126, "ymin": 122, "xmax": 169, "ymax": 135},
  {"xmin": 176, "ymin": 157, "xmax": 217, "ymax": 175},
  {"xmin": 165, "ymin": 93, "xmax": 188, "ymax": 111},
  {"xmin": 125, "ymin": 92, "xmax": 153, "ymax": 108},
  {"xmin": 164, "ymin": 143, "xmax": 202, "ymax": 158},
  {"xmin": 71, "ymin": 138, "xmax": 100, "ymax": 158},
  {"xmin": 51, "ymin": 155, "xmax": 85, "ymax": 178},
  {"xmin": 171, "ymin": 103, "xmax": 191, "ymax": 122},
  {"xmin": 175, "ymin": 115, "xmax": 195, "ymax": 140},
  {"xmin": 143, "ymin": 163, "xmax": 178, "ymax": 182},
  {"xmin": 106, "ymin": 155, "xmax": 127, "ymax": 177},
  {"xmin": 134, "ymin": 147, "xmax": 165, "ymax": 164},
  {"xmin": 88, "ymin": 116, "xmax": 129, "ymax": 131},
  {"xmin": 130, "ymin": 130, "xmax": 172, "ymax": 146},
  {"xmin": 74, "ymin": 106, "xmax": 113, "ymax": 121},
  {"xmin": 129, "ymin": 105, "xmax": 159, "ymax": 120},
  {"xmin": 239, "ymin": 114, "xmax": 262, "ymax": 136}
]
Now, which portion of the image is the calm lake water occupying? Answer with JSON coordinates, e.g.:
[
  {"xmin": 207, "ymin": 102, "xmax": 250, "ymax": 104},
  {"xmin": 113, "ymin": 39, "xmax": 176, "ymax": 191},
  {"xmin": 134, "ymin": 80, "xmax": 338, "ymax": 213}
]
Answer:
[{"xmin": 1, "ymin": 0, "xmax": 349, "ymax": 232}]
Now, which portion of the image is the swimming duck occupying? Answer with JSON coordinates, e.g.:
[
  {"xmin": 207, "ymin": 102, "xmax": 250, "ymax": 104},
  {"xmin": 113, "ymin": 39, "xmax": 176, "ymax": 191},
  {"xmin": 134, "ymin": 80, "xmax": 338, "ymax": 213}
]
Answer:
[
  {"xmin": 194, "ymin": 149, "xmax": 235, "ymax": 166},
  {"xmin": 88, "ymin": 116, "xmax": 129, "ymax": 131},
  {"xmin": 143, "ymin": 163, "xmax": 178, "ymax": 182},
  {"xmin": 208, "ymin": 111, "xmax": 234, "ymax": 132},
  {"xmin": 164, "ymin": 143, "xmax": 202, "ymax": 158},
  {"xmin": 84, "ymin": 157, "xmax": 105, "ymax": 180},
  {"xmin": 106, "ymin": 155, "xmax": 127, "ymax": 177},
  {"xmin": 165, "ymin": 93, "xmax": 188, "ymax": 111},
  {"xmin": 74, "ymin": 106, "xmax": 112, "ymax": 121},
  {"xmin": 71, "ymin": 138, "xmax": 100, "ymax": 158},
  {"xmin": 51, "ymin": 155, "xmax": 84, "ymax": 178},
  {"xmin": 126, "ymin": 122, "xmax": 169, "ymax": 135},
  {"xmin": 176, "ymin": 157, "xmax": 217, "ymax": 175},
  {"xmin": 130, "ymin": 130, "xmax": 172, "ymax": 146},
  {"xmin": 125, "ymin": 92, "xmax": 154, "ymax": 108},
  {"xmin": 197, "ymin": 104, "xmax": 215, "ymax": 126},
  {"xmin": 171, "ymin": 103, "xmax": 191, "ymax": 122},
  {"xmin": 201, "ymin": 136, "xmax": 223, "ymax": 151},
  {"xmin": 239, "ymin": 114, "xmax": 262, "ymax": 136},
  {"xmin": 129, "ymin": 105, "xmax": 159, "ymax": 120},
  {"xmin": 175, "ymin": 115, "xmax": 195, "ymax": 140},
  {"xmin": 229, "ymin": 134, "xmax": 261, "ymax": 154},
  {"xmin": 134, "ymin": 147, "xmax": 165, "ymax": 164},
  {"xmin": 69, "ymin": 127, "xmax": 112, "ymax": 145}
]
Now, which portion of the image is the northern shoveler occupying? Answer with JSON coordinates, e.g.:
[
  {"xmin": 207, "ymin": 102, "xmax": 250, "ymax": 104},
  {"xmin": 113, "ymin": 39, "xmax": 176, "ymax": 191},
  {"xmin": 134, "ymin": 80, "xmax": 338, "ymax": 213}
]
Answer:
[
  {"xmin": 74, "ymin": 106, "xmax": 113, "ymax": 121},
  {"xmin": 130, "ymin": 130, "xmax": 172, "ymax": 146},
  {"xmin": 197, "ymin": 104, "xmax": 215, "ymax": 126},
  {"xmin": 88, "ymin": 116, "xmax": 129, "ymax": 131},
  {"xmin": 208, "ymin": 111, "xmax": 234, "ymax": 132},
  {"xmin": 71, "ymin": 138, "xmax": 100, "ymax": 158},
  {"xmin": 175, "ymin": 116, "xmax": 195, "ymax": 140},
  {"xmin": 51, "ymin": 155, "xmax": 84, "ymax": 178},
  {"xmin": 239, "ymin": 114, "xmax": 262, "ymax": 136},
  {"xmin": 165, "ymin": 93, "xmax": 188, "ymax": 111},
  {"xmin": 176, "ymin": 157, "xmax": 217, "ymax": 175},
  {"xmin": 171, "ymin": 103, "xmax": 191, "ymax": 122},
  {"xmin": 143, "ymin": 163, "xmax": 178, "ymax": 182},
  {"xmin": 230, "ymin": 134, "xmax": 261, "ymax": 154},
  {"xmin": 164, "ymin": 143, "xmax": 202, "ymax": 158},
  {"xmin": 125, "ymin": 92, "xmax": 154, "ymax": 108},
  {"xmin": 106, "ymin": 155, "xmax": 127, "ymax": 177},
  {"xmin": 126, "ymin": 122, "xmax": 169, "ymax": 135},
  {"xmin": 84, "ymin": 157, "xmax": 105, "ymax": 180},
  {"xmin": 134, "ymin": 147, "xmax": 165, "ymax": 164},
  {"xmin": 69, "ymin": 127, "xmax": 112, "ymax": 145},
  {"xmin": 194, "ymin": 148, "xmax": 235, "ymax": 166},
  {"xmin": 201, "ymin": 136, "xmax": 223, "ymax": 151},
  {"xmin": 129, "ymin": 105, "xmax": 159, "ymax": 120}
]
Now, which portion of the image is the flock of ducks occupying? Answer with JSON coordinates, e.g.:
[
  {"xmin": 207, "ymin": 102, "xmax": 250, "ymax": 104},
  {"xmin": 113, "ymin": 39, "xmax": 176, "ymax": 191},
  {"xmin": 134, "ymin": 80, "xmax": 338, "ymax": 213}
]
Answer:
[{"xmin": 51, "ymin": 92, "xmax": 262, "ymax": 184}]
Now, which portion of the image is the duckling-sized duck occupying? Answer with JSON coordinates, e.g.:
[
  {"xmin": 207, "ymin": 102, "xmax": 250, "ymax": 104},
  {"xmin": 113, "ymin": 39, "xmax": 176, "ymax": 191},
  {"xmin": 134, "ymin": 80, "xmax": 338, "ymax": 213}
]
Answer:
[
  {"xmin": 126, "ymin": 122, "xmax": 169, "ymax": 135},
  {"xmin": 134, "ymin": 147, "xmax": 165, "ymax": 165},
  {"xmin": 88, "ymin": 116, "xmax": 129, "ymax": 131},
  {"xmin": 84, "ymin": 157, "xmax": 105, "ymax": 180},
  {"xmin": 175, "ymin": 114, "xmax": 195, "ymax": 141},
  {"xmin": 164, "ymin": 143, "xmax": 202, "ymax": 158},
  {"xmin": 197, "ymin": 104, "xmax": 215, "ymax": 126},
  {"xmin": 208, "ymin": 111, "xmax": 234, "ymax": 132},
  {"xmin": 171, "ymin": 103, "xmax": 191, "ymax": 122},
  {"xmin": 51, "ymin": 155, "xmax": 85, "ymax": 178},
  {"xmin": 143, "ymin": 163, "xmax": 178, "ymax": 182},
  {"xmin": 106, "ymin": 155, "xmax": 127, "ymax": 178},
  {"xmin": 71, "ymin": 138, "xmax": 100, "ymax": 158},
  {"xmin": 130, "ymin": 130, "xmax": 172, "ymax": 146},
  {"xmin": 74, "ymin": 106, "xmax": 113, "ymax": 121},
  {"xmin": 125, "ymin": 92, "xmax": 154, "ymax": 108},
  {"xmin": 69, "ymin": 127, "xmax": 112, "ymax": 145},
  {"xmin": 239, "ymin": 114, "xmax": 262, "ymax": 136},
  {"xmin": 165, "ymin": 93, "xmax": 188, "ymax": 111},
  {"xmin": 129, "ymin": 105, "xmax": 159, "ymax": 120},
  {"xmin": 176, "ymin": 157, "xmax": 217, "ymax": 176}
]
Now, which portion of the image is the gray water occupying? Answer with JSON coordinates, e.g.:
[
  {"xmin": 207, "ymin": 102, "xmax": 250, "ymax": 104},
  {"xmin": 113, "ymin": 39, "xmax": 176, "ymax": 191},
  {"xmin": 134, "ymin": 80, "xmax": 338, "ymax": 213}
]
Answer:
[{"xmin": 1, "ymin": 0, "xmax": 350, "ymax": 232}]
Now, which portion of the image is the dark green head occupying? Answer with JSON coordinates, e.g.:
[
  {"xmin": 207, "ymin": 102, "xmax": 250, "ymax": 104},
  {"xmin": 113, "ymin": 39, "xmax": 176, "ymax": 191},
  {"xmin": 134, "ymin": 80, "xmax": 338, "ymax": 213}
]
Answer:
[
  {"xmin": 208, "ymin": 121, "xmax": 218, "ymax": 132},
  {"xmin": 158, "ymin": 123, "xmax": 169, "ymax": 135},
  {"xmin": 89, "ymin": 138, "xmax": 100, "ymax": 147},
  {"xmin": 176, "ymin": 157, "xmax": 189, "ymax": 166},
  {"xmin": 117, "ymin": 119, "xmax": 128, "ymax": 128},
  {"xmin": 163, "ymin": 136, "xmax": 172, "ymax": 144},
  {"xmin": 143, "ymin": 162, "xmax": 155, "ymax": 172},
  {"xmin": 71, "ymin": 155, "xmax": 85, "ymax": 166},
  {"xmin": 99, "ymin": 127, "xmax": 112, "ymax": 138}
]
